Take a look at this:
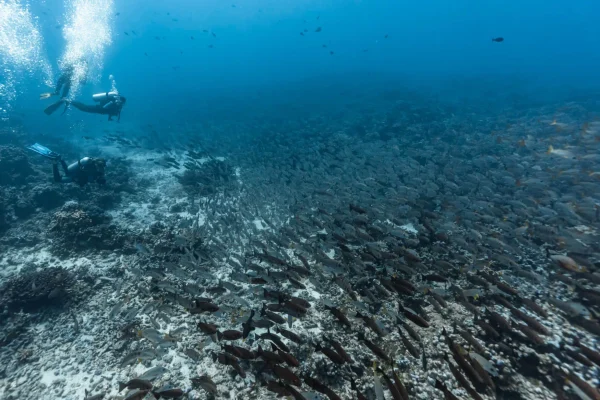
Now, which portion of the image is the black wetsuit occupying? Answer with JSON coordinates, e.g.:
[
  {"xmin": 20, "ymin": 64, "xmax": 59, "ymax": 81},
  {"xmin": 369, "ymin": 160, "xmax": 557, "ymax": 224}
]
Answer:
[
  {"xmin": 53, "ymin": 67, "xmax": 86, "ymax": 98},
  {"xmin": 70, "ymin": 95, "xmax": 124, "ymax": 121},
  {"xmin": 54, "ymin": 71, "xmax": 73, "ymax": 98},
  {"xmin": 53, "ymin": 157, "xmax": 106, "ymax": 186}
]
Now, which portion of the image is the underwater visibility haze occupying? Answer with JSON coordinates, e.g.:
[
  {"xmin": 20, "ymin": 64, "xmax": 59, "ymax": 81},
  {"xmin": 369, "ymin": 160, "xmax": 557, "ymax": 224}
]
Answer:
[{"xmin": 1, "ymin": 0, "xmax": 600, "ymax": 399}]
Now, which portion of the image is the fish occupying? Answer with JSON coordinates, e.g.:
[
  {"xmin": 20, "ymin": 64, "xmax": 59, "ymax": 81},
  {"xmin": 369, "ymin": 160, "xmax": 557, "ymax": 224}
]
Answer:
[
  {"xmin": 547, "ymin": 145, "xmax": 575, "ymax": 159},
  {"xmin": 123, "ymin": 389, "xmax": 149, "ymax": 400},
  {"xmin": 192, "ymin": 375, "xmax": 217, "ymax": 395},
  {"xmin": 491, "ymin": 37, "xmax": 504, "ymax": 42},
  {"xmin": 120, "ymin": 349, "xmax": 157, "ymax": 367},
  {"xmin": 84, "ymin": 390, "xmax": 105, "ymax": 400},
  {"xmin": 242, "ymin": 310, "xmax": 256, "ymax": 338},
  {"xmin": 315, "ymin": 342, "xmax": 346, "ymax": 364},
  {"xmin": 118, "ymin": 379, "xmax": 153, "ymax": 392},
  {"xmin": 217, "ymin": 329, "xmax": 243, "ymax": 341},
  {"xmin": 136, "ymin": 366, "xmax": 169, "ymax": 381}
]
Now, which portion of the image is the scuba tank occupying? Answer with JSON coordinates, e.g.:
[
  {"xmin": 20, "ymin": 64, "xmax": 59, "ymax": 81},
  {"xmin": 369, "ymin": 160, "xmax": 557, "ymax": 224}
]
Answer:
[{"xmin": 92, "ymin": 91, "xmax": 118, "ymax": 102}]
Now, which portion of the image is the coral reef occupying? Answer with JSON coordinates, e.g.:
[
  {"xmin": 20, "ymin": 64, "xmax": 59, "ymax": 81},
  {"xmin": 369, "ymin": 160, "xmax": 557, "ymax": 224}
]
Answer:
[
  {"xmin": 0, "ymin": 267, "xmax": 77, "ymax": 313},
  {"xmin": 49, "ymin": 202, "xmax": 130, "ymax": 256},
  {"xmin": 0, "ymin": 146, "xmax": 37, "ymax": 186},
  {"xmin": 0, "ymin": 188, "xmax": 6, "ymax": 232}
]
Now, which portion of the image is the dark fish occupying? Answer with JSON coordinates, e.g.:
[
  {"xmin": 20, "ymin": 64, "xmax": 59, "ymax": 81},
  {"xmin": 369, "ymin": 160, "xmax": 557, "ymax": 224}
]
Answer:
[
  {"xmin": 275, "ymin": 326, "xmax": 304, "ymax": 344},
  {"xmin": 231, "ymin": 345, "xmax": 256, "ymax": 360},
  {"xmin": 272, "ymin": 343, "xmax": 300, "ymax": 367},
  {"xmin": 315, "ymin": 342, "xmax": 345, "ymax": 364},
  {"xmin": 435, "ymin": 379, "xmax": 460, "ymax": 400},
  {"xmin": 217, "ymin": 330, "xmax": 243, "ymax": 341},
  {"xmin": 257, "ymin": 345, "xmax": 284, "ymax": 363},
  {"xmin": 242, "ymin": 310, "xmax": 255, "ymax": 339},
  {"xmin": 456, "ymin": 326, "xmax": 486, "ymax": 354},
  {"xmin": 325, "ymin": 303, "xmax": 351, "ymax": 327},
  {"xmin": 222, "ymin": 343, "xmax": 242, "ymax": 358},
  {"xmin": 445, "ymin": 355, "xmax": 484, "ymax": 400},
  {"xmin": 315, "ymin": 27, "xmax": 322, "ymax": 32},
  {"xmin": 355, "ymin": 311, "xmax": 386, "ymax": 336},
  {"xmin": 399, "ymin": 319, "xmax": 421, "ymax": 342},
  {"xmin": 304, "ymin": 376, "xmax": 342, "ymax": 400},
  {"xmin": 327, "ymin": 337, "xmax": 353, "ymax": 363},
  {"xmin": 192, "ymin": 375, "xmax": 217, "ymax": 395},
  {"xmin": 261, "ymin": 303, "xmax": 286, "ymax": 324},
  {"xmin": 118, "ymin": 379, "xmax": 153, "ymax": 392},
  {"xmin": 358, "ymin": 333, "xmax": 390, "ymax": 363},
  {"xmin": 391, "ymin": 367, "xmax": 410, "ymax": 400},
  {"xmin": 574, "ymin": 338, "xmax": 600, "ymax": 367},
  {"xmin": 399, "ymin": 304, "xmax": 429, "ymax": 328},
  {"xmin": 567, "ymin": 372, "xmax": 600, "ymax": 400},
  {"xmin": 492, "ymin": 37, "xmax": 504, "ymax": 42},
  {"xmin": 350, "ymin": 377, "xmax": 367, "ymax": 400},
  {"xmin": 189, "ymin": 301, "xmax": 219, "ymax": 313},
  {"xmin": 252, "ymin": 318, "xmax": 274, "ymax": 329},
  {"xmin": 423, "ymin": 273, "xmax": 447, "ymax": 282},
  {"xmin": 271, "ymin": 364, "xmax": 301, "ymax": 385},
  {"xmin": 260, "ymin": 329, "xmax": 290, "ymax": 352},
  {"xmin": 264, "ymin": 288, "xmax": 288, "ymax": 302},
  {"xmin": 443, "ymin": 329, "xmax": 485, "ymax": 388},
  {"xmin": 123, "ymin": 390, "xmax": 149, "ymax": 400},
  {"xmin": 198, "ymin": 322, "xmax": 218, "ymax": 335},
  {"xmin": 152, "ymin": 387, "xmax": 184, "ymax": 399},
  {"xmin": 377, "ymin": 368, "xmax": 404, "ymax": 400},
  {"xmin": 84, "ymin": 390, "xmax": 106, "ymax": 400},
  {"xmin": 264, "ymin": 380, "xmax": 292, "ymax": 397},
  {"xmin": 213, "ymin": 352, "xmax": 246, "ymax": 378},
  {"xmin": 398, "ymin": 327, "xmax": 420, "ymax": 358}
]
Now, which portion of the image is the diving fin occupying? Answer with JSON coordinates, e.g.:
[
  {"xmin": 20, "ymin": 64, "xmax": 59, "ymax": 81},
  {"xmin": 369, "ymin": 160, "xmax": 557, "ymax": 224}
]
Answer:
[
  {"xmin": 44, "ymin": 99, "xmax": 65, "ymax": 116},
  {"xmin": 40, "ymin": 92, "xmax": 55, "ymax": 100},
  {"xmin": 26, "ymin": 143, "xmax": 61, "ymax": 160}
]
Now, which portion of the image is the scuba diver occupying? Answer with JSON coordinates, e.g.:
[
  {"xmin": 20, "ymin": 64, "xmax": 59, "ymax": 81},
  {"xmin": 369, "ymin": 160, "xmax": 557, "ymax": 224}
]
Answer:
[
  {"xmin": 26, "ymin": 143, "xmax": 107, "ymax": 186},
  {"xmin": 40, "ymin": 60, "xmax": 88, "ymax": 100},
  {"xmin": 44, "ymin": 91, "xmax": 126, "ymax": 122}
]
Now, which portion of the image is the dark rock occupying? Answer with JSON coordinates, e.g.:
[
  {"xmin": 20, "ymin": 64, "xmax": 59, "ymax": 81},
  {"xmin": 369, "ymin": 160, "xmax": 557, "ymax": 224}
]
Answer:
[
  {"xmin": 49, "ymin": 203, "xmax": 130, "ymax": 256},
  {"xmin": 0, "ymin": 189, "xmax": 6, "ymax": 232},
  {"xmin": 0, "ymin": 267, "xmax": 77, "ymax": 313},
  {"xmin": 31, "ymin": 184, "xmax": 65, "ymax": 210},
  {"xmin": 0, "ymin": 146, "xmax": 37, "ymax": 186},
  {"xmin": 13, "ymin": 198, "xmax": 35, "ymax": 219},
  {"xmin": 169, "ymin": 202, "xmax": 185, "ymax": 213}
]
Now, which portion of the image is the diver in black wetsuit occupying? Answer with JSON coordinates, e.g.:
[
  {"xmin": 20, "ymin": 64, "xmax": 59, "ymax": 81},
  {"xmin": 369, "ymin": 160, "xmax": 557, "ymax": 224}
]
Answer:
[
  {"xmin": 26, "ymin": 143, "xmax": 106, "ymax": 186},
  {"xmin": 40, "ymin": 61, "xmax": 88, "ymax": 100},
  {"xmin": 45, "ymin": 91, "xmax": 127, "ymax": 122},
  {"xmin": 70, "ymin": 91, "xmax": 127, "ymax": 122}
]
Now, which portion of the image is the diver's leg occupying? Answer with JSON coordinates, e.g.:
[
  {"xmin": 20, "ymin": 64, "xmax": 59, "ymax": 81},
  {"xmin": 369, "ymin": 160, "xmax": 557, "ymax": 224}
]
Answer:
[
  {"xmin": 61, "ymin": 80, "xmax": 71, "ymax": 98},
  {"xmin": 70, "ymin": 101, "xmax": 102, "ymax": 114},
  {"xmin": 60, "ymin": 159, "xmax": 69, "ymax": 176},
  {"xmin": 52, "ymin": 163, "xmax": 61, "ymax": 182},
  {"xmin": 54, "ymin": 75, "xmax": 66, "ymax": 95}
]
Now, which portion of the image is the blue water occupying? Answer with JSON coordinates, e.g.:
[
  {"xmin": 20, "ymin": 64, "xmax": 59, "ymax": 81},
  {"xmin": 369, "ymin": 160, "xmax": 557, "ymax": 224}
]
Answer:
[{"xmin": 2, "ymin": 0, "xmax": 600, "ymax": 137}]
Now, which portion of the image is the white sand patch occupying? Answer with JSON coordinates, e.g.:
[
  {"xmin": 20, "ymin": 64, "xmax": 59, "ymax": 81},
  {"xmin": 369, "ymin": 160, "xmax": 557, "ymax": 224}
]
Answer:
[
  {"xmin": 400, "ymin": 223, "xmax": 418, "ymax": 234},
  {"xmin": 252, "ymin": 219, "xmax": 265, "ymax": 230}
]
